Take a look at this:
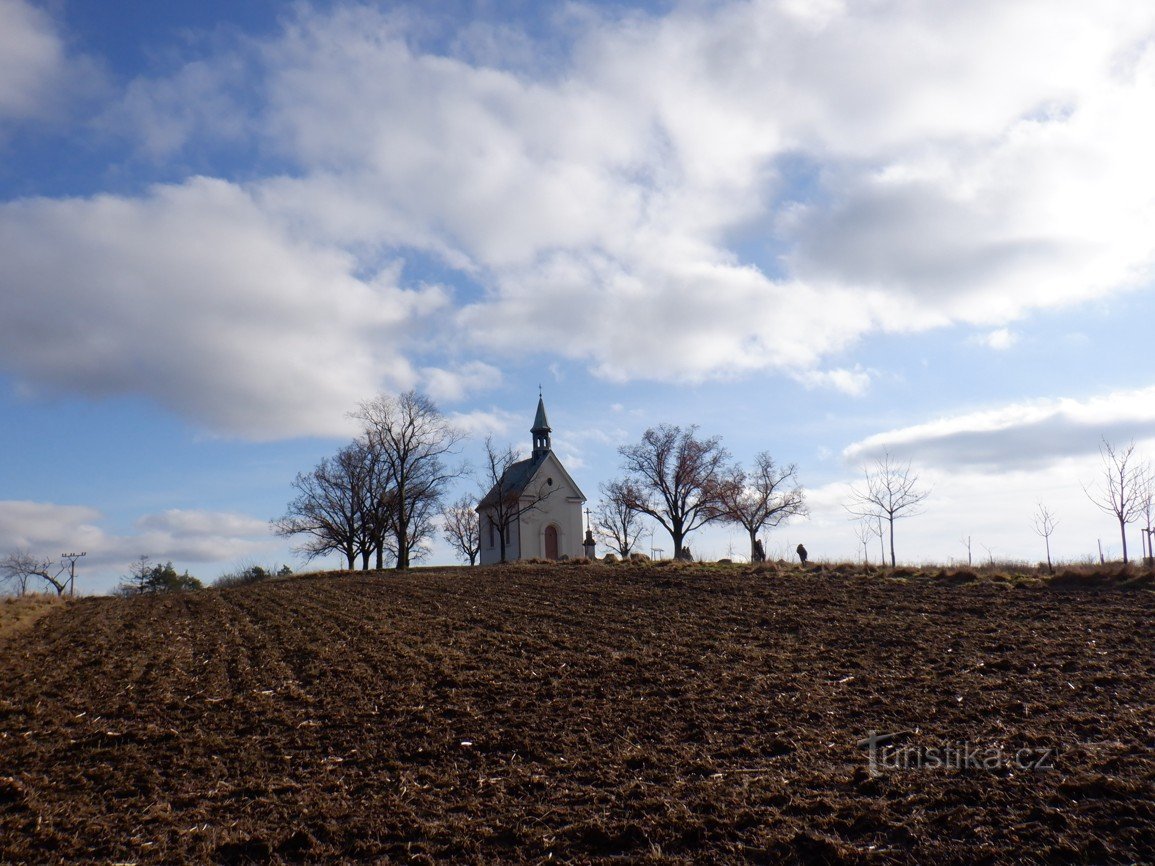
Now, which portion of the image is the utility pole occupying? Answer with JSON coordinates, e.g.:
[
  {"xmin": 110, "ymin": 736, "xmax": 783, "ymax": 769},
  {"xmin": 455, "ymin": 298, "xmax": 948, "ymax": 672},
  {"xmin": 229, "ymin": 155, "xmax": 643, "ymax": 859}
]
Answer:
[{"xmin": 61, "ymin": 551, "xmax": 86, "ymax": 597}]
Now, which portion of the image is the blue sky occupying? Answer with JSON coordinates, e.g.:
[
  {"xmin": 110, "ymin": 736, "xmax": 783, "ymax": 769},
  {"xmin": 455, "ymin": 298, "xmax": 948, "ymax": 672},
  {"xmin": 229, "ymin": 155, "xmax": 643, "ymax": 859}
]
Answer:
[{"xmin": 3, "ymin": 0, "xmax": 1155, "ymax": 593}]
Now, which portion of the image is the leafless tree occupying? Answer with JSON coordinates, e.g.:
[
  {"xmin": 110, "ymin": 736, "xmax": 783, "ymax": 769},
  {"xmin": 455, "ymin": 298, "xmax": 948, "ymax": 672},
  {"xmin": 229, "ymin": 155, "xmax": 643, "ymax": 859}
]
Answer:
[
  {"xmin": 1, "ymin": 551, "xmax": 69, "ymax": 596},
  {"xmin": 353, "ymin": 391, "xmax": 464, "ymax": 570},
  {"xmin": 613, "ymin": 424, "xmax": 731, "ymax": 560},
  {"xmin": 713, "ymin": 453, "xmax": 807, "ymax": 562},
  {"xmin": 1134, "ymin": 465, "xmax": 1153, "ymax": 564},
  {"xmin": 1032, "ymin": 503, "xmax": 1059, "ymax": 574},
  {"xmin": 960, "ymin": 535, "xmax": 973, "ymax": 567},
  {"xmin": 595, "ymin": 482, "xmax": 647, "ymax": 559},
  {"xmin": 478, "ymin": 437, "xmax": 556, "ymax": 563},
  {"xmin": 119, "ymin": 555, "xmax": 153, "ymax": 595},
  {"xmin": 1083, "ymin": 438, "xmax": 1146, "ymax": 564},
  {"xmin": 853, "ymin": 520, "xmax": 874, "ymax": 565},
  {"xmin": 275, "ymin": 445, "xmax": 370, "ymax": 570},
  {"xmin": 440, "ymin": 495, "xmax": 481, "ymax": 566},
  {"xmin": 845, "ymin": 451, "xmax": 930, "ymax": 567}
]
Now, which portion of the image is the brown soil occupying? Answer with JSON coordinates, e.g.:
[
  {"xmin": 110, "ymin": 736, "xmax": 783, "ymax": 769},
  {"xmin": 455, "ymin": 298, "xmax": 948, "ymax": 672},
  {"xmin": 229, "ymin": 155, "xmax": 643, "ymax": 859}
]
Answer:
[{"xmin": 1, "ymin": 564, "xmax": 1153, "ymax": 864}]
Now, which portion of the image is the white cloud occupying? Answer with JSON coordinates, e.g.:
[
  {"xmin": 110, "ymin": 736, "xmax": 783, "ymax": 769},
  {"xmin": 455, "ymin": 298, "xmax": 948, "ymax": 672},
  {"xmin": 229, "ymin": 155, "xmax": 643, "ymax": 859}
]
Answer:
[
  {"xmin": 135, "ymin": 509, "xmax": 269, "ymax": 539},
  {"xmin": 447, "ymin": 407, "xmax": 521, "ymax": 438},
  {"xmin": 0, "ymin": 501, "xmax": 278, "ymax": 592},
  {"xmin": 13, "ymin": 1, "xmax": 1155, "ymax": 426},
  {"xmin": 844, "ymin": 385, "xmax": 1155, "ymax": 471},
  {"xmin": 0, "ymin": 501, "xmax": 105, "ymax": 552},
  {"xmin": 971, "ymin": 327, "xmax": 1018, "ymax": 350},
  {"xmin": 421, "ymin": 361, "xmax": 502, "ymax": 403},
  {"xmin": 793, "ymin": 365, "xmax": 872, "ymax": 396},
  {"xmin": 0, "ymin": 0, "xmax": 70, "ymax": 121},
  {"xmin": 250, "ymin": 1, "xmax": 1155, "ymax": 381},
  {"xmin": 0, "ymin": 177, "xmax": 445, "ymax": 438}
]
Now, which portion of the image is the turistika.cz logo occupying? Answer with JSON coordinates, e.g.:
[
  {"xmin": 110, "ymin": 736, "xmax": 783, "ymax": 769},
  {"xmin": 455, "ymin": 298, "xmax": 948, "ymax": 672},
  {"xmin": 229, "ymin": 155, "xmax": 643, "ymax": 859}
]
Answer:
[{"xmin": 858, "ymin": 730, "xmax": 1055, "ymax": 777}]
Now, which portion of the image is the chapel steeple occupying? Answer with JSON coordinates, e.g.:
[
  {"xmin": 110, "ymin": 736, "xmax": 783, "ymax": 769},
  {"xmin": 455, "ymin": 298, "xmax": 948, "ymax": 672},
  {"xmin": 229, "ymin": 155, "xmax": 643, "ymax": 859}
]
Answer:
[{"xmin": 531, "ymin": 392, "xmax": 551, "ymax": 457}]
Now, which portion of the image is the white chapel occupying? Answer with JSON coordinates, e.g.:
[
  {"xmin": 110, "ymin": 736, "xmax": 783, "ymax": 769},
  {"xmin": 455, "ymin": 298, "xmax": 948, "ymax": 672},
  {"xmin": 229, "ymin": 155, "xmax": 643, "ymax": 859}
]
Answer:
[{"xmin": 476, "ymin": 396, "xmax": 588, "ymax": 564}]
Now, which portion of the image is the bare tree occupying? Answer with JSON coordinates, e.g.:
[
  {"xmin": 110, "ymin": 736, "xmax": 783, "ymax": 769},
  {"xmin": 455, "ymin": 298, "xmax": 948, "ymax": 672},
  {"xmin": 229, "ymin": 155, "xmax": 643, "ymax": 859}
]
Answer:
[
  {"xmin": 853, "ymin": 520, "xmax": 874, "ymax": 565},
  {"xmin": 845, "ymin": 451, "xmax": 930, "ymax": 567},
  {"xmin": 478, "ymin": 437, "xmax": 556, "ymax": 563},
  {"xmin": 1032, "ymin": 503, "xmax": 1059, "ymax": 575},
  {"xmin": 441, "ymin": 495, "xmax": 481, "ymax": 566},
  {"xmin": 1, "ymin": 551, "xmax": 69, "ymax": 596},
  {"xmin": 1083, "ymin": 438, "xmax": 1145, "ymax": 564},
  {"xmin": 714, "ymin": 453, "xmax": 807, "ymax": 562},
  {"xmin": 1135, "ymin": 466, "xmax": 1153, "ymax": 565},
  {"xmin": 275, "ymin": 446, "xmax": 367, "ymax": 570},
  {"xmin": 353, "ymin": 391, "xmax": 464, "ymax": 570},
  {"xmin": 595, "ymin": 482, "xmax": 647, "ymax": 558},
  {"xmin": 119, "ymin": 555, "xmax": 153, "ymax": 595},
  {"xmin": 613, "ymin": 424, "xmax": 731, "ymax": 560}
]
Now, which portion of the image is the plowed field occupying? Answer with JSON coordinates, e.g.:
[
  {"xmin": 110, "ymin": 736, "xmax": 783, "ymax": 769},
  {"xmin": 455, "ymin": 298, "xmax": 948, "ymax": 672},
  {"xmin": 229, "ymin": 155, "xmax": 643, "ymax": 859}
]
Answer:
[{"xmin": 2, "ymin": 564, "xmax": 1154, "ymax": 864}]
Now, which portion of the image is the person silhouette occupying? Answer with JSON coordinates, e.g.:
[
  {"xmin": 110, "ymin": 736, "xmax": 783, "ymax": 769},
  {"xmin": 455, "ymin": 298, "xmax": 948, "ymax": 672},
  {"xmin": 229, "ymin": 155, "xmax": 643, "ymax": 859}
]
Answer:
[{"xmin": 796, "ymin": 543, "xmax": 808, "ymax": 564}]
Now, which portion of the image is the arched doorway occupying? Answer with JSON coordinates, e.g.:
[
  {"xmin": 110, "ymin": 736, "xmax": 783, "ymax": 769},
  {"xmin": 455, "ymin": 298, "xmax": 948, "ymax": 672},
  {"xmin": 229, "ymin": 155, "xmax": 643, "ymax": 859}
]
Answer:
[{"xmin": 544, "ymin": 525, "xmax": 559, "ymax": 560}]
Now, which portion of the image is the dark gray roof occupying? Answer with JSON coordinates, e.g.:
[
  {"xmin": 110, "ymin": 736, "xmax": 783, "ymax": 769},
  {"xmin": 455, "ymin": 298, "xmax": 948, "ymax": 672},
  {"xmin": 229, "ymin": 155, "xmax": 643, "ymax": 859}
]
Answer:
[
  {"xmin": 477, "ymin": 452, "xmax": 550, "ymax": 510},
  {"xmin": 531, "ymin": 396, "xmax": 550, "ymax": 433}
]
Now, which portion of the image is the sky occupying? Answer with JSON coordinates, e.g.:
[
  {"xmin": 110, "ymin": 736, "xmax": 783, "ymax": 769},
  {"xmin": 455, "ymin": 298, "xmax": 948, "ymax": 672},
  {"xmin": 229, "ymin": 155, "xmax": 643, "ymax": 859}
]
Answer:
[{"xmin": 3, "ymin": 0, "xmax": 1155, "ymax": 594}]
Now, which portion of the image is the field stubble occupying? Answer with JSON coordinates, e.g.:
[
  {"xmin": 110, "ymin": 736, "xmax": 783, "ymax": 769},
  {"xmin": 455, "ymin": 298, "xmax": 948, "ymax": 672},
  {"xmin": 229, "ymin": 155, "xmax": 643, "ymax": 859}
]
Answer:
[{"xmin": 1, "ymin": 563, "xmax": 1153, "ymax": 864}]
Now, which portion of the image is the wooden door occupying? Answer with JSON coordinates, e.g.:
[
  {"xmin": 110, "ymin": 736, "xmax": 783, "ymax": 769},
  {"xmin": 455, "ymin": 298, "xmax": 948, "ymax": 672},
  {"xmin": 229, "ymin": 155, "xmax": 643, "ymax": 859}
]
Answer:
[{"xmin": 544, "ymin": 525, "xmax": 559, "ymax": 560}]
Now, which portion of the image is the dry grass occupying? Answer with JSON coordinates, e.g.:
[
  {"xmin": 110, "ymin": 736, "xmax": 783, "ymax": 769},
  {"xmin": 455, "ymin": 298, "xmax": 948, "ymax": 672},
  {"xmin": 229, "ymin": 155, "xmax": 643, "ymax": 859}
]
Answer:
[{"xmin": 0, "ymin": 593, "xmax": 68, "ymax": 640}]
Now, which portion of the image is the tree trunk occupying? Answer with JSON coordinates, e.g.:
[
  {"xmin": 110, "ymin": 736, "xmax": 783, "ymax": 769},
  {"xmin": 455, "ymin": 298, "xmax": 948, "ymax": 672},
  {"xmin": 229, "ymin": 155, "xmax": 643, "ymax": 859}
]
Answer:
[
  {"xmin": 672, "ymin": 520, "xmax": 685, "ymax": 560},
  {"xmin": 888, "ymin": 515, "xmax": 896, "ymax": 568},
  {"xmin": 1120, "ymin": 517, "xmax": 1129, "ymax": 565},
  {"xmin": 749, "ymin": 528, "xmax": 759, "ymax": 563}
]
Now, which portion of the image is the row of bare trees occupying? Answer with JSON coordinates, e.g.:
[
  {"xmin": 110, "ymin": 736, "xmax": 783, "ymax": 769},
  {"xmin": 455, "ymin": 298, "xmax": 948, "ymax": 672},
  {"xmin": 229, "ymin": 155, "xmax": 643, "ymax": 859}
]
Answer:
[
  {"xmin": 595, "ymin": 424, "xmax": 807, "ymax": 562},
  {"xmin": 275, "ymin": 391, "xmax": 464, "ymax": 570},
  {"xmin": 844, "ymin": 437, "xmax": 1154, "ymax": 572},
  {"xmin": 276, "ymin": 391, "xmax": 557, "ymax": 570}
]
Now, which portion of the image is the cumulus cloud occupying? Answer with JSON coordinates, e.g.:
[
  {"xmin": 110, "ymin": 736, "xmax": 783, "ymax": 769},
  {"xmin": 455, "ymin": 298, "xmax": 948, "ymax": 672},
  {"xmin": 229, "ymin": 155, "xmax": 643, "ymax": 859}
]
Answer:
[
  {"xmin": 0, "ymin": 177, "xmax": 445, "ymax": 438},
  {"xmin": 10, "ymin": 0, "xmax": 1155, "ymax": 430},
  {"xmin": 844, "ymin": 385, "xmax": 1155, "ymax": 472},
  {"xmin": 251, "ymin": 1, "xmax": 1155, "ymax": 380},
  {"xmin": 793, "ymin": 365, "xmax": 872, "ymax": 396},
  {"xmin": 0, "ymin": 0, "xmax": 69, "ymax": 121},
  {"xmin": 0, "ymin": 501, "xmax": 105, "ymax": 553},
  {"xmin": 971, "ymin": 328, "xmax": 1019, "ymax": 351},
  {"xmin": 421, "ymin": 361, "xmax": 502, "ymax": 403}
]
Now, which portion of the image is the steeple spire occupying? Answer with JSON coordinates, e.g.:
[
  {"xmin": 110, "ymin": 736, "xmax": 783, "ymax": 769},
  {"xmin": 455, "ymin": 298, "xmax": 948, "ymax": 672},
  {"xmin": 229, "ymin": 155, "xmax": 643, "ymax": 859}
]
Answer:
[{"xmin": 531, "ymin": 394, "xmax": 551, "ymax": 456}]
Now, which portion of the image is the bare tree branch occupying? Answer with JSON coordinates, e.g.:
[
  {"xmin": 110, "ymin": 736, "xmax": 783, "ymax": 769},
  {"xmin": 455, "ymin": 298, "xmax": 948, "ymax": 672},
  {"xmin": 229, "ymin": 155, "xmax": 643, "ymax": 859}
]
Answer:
[
  {"xmin": 441, "ymin": 495, "xmax": 481, "ymax": 566},
  {"xmin": 1, "ymin": 551, "xmax": 68, "ymax": 596},
  {"xmin": 712, "ymin": 452, "xmax": 807, "ymax": 562},
  {"xmin": 1032, "ymin": 503, "xmax": 1059, "ymax": 574},
  {"xmin": 844, "ymin": 451, "xmax": 930, "ymax": 567},
  {"xmin": 1083, "ymin": 438, "xmax": 1145, "ymax": 564},
  {"xmin": 613, "ymin": 424, "xmax": 731, "ymax": 559},
  {"xmin": 595, "ymin": 482, "xmax": 647, "ymax": 559},
  {"xmin": 353, "ymin": 391, "xmax": 465, "ymax": 570}
]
